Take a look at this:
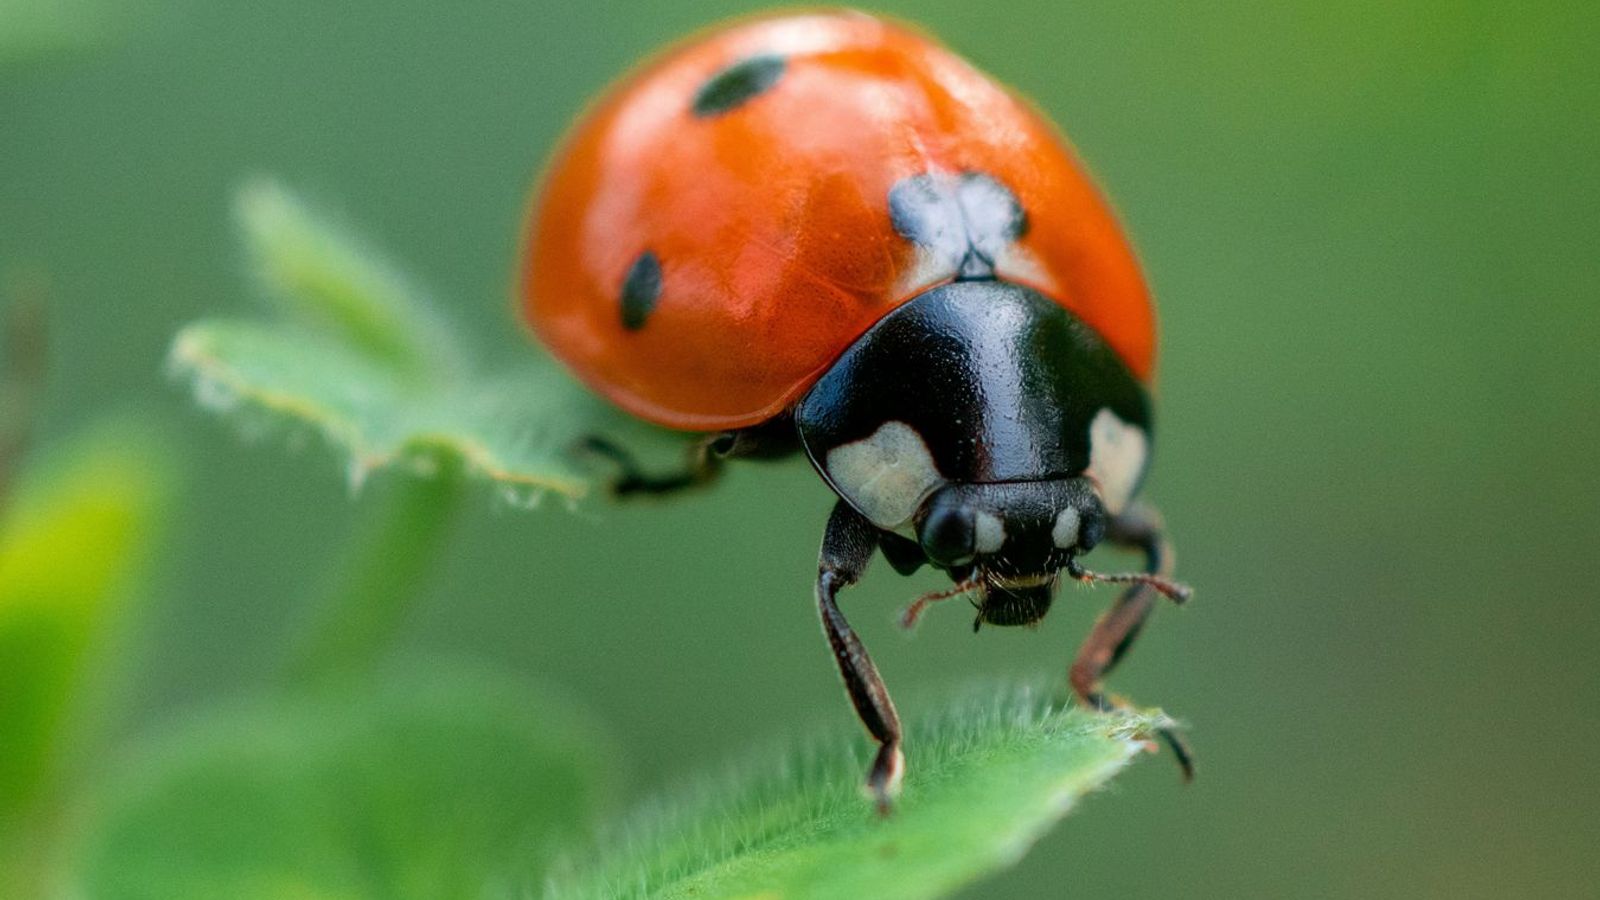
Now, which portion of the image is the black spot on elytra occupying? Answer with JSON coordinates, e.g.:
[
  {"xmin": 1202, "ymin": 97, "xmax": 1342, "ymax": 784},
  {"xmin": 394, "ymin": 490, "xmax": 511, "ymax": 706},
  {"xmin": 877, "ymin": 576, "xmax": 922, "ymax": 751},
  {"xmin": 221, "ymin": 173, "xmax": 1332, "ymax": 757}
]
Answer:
[
  {"xmin": 619, "ymin": 251, "xmax": 662, "ymax": 331},
  {"xmin": 692, "ymin": 54, "xmax": 786, "ymax": 117}
]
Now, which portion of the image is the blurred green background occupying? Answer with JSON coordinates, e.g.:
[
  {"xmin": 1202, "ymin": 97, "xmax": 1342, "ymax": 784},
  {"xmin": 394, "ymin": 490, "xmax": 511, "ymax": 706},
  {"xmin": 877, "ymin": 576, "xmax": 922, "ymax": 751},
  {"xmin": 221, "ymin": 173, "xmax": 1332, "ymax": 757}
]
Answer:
[{"xmin": 4, "ymin": 0, "xmax": 1598, "ymax": 896}]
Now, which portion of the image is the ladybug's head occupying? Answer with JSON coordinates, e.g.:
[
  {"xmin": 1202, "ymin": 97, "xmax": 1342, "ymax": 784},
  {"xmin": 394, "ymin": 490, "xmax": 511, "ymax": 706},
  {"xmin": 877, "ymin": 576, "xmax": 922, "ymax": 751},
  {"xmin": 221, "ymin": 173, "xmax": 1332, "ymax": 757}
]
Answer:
[{"xmin": 913, "ymin": 478, "xmax": 1104, "ymax": 627}]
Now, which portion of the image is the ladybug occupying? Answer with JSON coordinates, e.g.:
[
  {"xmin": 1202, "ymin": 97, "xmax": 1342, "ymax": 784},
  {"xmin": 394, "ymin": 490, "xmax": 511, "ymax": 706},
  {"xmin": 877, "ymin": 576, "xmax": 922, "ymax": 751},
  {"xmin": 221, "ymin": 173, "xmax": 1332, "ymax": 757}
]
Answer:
[{"xmin": 521, "ymin": 11, "xmax": 1192, "ymax": 812}]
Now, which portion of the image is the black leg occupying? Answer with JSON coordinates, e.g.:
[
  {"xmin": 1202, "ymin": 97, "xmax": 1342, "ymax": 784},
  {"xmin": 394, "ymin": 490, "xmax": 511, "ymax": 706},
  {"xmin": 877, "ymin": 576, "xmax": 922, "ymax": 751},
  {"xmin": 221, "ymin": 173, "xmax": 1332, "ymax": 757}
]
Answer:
[
  {"xmin": 578, "ymin": 433, "xmax": 727, "ymax": 496},
  {"xmin": 817, "ymin": 500, "xmax": 904, "ymax": 814},
  {"xmin": 1067, "ymin": 502, "xmax": 1196, "ymax": 780}
]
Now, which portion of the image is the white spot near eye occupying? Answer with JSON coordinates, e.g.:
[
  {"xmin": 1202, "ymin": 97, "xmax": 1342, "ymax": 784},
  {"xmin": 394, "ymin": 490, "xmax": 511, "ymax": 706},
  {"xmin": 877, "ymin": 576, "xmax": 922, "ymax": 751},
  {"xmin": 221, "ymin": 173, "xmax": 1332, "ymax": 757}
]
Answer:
[
  {"xmin": 1086, "ymin": 408, "xmax": 1149, "ymax": 517},
  {"xmin": 973, "ymin": 511, "xmax": 1005, "ymax": 554},
  {"xmin": 825, "ymin": 421, "xmax": 944, "ymax": 529},
  {"xmin": 1052, "ymin": 507, "xmax": 1081, "ymax": 548}
]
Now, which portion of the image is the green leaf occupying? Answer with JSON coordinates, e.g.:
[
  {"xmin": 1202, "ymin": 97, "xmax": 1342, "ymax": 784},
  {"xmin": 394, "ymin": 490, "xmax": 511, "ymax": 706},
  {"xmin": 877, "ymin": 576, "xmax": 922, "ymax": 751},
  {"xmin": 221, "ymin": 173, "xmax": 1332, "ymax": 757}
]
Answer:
[
  {"xmin": 0, "ymin": 421, "xmax": 172, "ymax": 827},
  {"xmin": 0, "ymin": 421, "xmax": 173, "ymax": 896},
  {"xmin": 69, "ymin": 662, "xmax": 614, "ymax": 900},
  {"xmin": 171, "ymin": 179, "xmax": 696, "ymax": 504},
  {"xmin": 542, "ymin": 685, "xmax": 1167, "ymax": 900},
  {"xmin": 233, "ymin": 179, "xmax": 461, "ymax": 377}
]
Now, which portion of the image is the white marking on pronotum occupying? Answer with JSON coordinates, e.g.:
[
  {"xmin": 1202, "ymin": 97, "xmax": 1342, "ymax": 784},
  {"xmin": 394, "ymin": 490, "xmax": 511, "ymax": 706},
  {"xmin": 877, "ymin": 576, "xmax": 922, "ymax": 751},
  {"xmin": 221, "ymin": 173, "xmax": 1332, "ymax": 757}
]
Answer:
[
  {"xmin": 1086, "ymin": 408, "xmax": 1149, "ymax": 517},
  {"xmin": 1052, "ymin": 506, "xmax": 1082, "ymax": 549},
  {"xmin": 825, "ymin": 420, "xmax": 944, "ymax": 529},
  {"xmin": 973, "ymin": 511, "xmax": 1006, "ymax": 554}
]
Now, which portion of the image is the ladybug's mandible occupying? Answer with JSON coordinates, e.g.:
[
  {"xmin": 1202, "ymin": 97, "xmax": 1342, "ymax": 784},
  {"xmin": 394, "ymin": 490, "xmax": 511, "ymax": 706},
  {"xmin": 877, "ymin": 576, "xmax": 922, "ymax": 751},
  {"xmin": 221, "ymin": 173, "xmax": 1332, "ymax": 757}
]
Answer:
[{"xmin": 521, "ymin": 11, "xmax": 1192, "ymax": 812}]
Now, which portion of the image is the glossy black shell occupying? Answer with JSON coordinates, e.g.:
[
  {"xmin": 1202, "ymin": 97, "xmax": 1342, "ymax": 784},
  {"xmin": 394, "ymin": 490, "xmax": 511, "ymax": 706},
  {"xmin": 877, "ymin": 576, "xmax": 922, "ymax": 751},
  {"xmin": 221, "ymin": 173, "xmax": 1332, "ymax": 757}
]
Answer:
[{"xmin": 794, "ymin": 280, "xmax": 1150, "ymax": 490}]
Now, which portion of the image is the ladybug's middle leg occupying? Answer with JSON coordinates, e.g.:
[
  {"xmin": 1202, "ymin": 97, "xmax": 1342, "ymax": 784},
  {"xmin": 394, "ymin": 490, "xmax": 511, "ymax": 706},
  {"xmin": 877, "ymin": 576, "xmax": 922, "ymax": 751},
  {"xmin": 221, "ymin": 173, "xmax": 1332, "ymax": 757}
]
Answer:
[
  {"xmin": 817, "ymin": 499, "xmax": 904, "ymax": 815},
  {"xmin": 577, "ymin": 433, "xmax": 725, "ymax": 496},
  {"xmin": 1066, "ymin": 502, "xmax": 1196, "ymax": 780},
  {"xmin": 582, "ymin": 419, "xmax": 797, "ymax": 497}
]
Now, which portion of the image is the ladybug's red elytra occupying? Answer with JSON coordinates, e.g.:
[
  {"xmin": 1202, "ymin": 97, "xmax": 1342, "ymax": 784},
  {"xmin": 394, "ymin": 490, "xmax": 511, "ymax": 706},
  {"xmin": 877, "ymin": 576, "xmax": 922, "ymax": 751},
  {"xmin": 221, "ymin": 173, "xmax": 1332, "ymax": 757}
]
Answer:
[{"xmin": 521, "ymin": 11, "xmax": 1192, "ymax": 812}]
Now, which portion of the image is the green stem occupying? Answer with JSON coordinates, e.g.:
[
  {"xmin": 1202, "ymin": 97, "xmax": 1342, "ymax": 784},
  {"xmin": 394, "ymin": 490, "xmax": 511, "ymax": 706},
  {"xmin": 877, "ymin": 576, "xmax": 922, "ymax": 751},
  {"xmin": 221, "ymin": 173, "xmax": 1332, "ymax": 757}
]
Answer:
[{"xmin": 283, "ymin": 457, "xmax": 464, "ymax": 685}]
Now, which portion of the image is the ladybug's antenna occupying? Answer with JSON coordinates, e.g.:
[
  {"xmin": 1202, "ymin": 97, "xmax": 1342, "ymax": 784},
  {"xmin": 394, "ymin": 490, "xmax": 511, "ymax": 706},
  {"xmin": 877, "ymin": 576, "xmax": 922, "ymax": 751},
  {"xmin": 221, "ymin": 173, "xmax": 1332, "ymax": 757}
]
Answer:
[
  {"xmin": 898, "ymin": 579, "xmax": 981, "ymax": 630},
  {"xmin": 1066, "ymin": 559, "xmax": 1193, "ymax": 606}
]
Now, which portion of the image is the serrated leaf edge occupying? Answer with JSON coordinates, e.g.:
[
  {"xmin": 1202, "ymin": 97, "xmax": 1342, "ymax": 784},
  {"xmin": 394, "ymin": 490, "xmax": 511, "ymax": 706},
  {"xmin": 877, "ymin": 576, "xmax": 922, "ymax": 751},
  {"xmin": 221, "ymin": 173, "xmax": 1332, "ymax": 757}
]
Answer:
[{"xmin": 169, "ymin": 328, "xmax": 591, "ymax": 501}]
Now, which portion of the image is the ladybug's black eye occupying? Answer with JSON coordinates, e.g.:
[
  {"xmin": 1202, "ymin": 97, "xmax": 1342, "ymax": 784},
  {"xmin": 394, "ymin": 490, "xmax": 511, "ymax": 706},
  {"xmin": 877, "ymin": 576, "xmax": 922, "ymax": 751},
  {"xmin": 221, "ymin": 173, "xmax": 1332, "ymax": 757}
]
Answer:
[
  {"xmin": 1078, "ymin": 512, "xmax": 1107, "ymax": 552},
  {"xmin": 919, "ymin": 504, "xmax": 976, "ymax": 567}
]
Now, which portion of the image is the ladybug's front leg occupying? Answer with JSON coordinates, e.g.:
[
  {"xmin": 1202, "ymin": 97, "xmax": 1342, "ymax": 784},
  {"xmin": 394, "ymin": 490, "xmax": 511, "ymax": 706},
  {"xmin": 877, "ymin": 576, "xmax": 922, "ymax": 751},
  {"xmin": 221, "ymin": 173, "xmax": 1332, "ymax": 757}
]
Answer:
[
  {"xmin": 1067, "ymin": 502, "xmax": 1196, "ymax": 780},
  {"xmin": 817, "ymin": 500, "xmax": 904, "ymax": 815}
]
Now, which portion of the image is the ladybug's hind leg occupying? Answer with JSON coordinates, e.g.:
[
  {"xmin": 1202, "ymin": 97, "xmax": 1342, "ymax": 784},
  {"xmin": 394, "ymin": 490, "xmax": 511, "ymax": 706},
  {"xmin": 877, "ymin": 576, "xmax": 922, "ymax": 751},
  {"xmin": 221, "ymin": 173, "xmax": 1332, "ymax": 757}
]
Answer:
[
  {"xmin": 1066, "ymin": 502, "xmax": 1196, "ymax": 780},
  {"xmin": 817, "ymin": 500, "xmax": 904, "ymax": 814}
]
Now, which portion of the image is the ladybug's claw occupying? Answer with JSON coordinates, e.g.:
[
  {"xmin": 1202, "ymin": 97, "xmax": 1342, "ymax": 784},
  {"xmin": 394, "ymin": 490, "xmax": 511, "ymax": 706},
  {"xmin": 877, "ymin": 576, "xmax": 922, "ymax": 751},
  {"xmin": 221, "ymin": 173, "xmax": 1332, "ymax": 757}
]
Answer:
[
  {"xmin": 818, "ymin": 502, "xmax": 908, "ymax": 814},
  {"xmin": 1067, "ymin": 502, "xmax": 1197, "ymax": 781},
  {"xmin": 866, "ymin": 742, "xmax": 905, "ymax": 816},
  {"xmin": 1156, "ymin": 726, "xmax": 1197, "ymax": 782}
]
